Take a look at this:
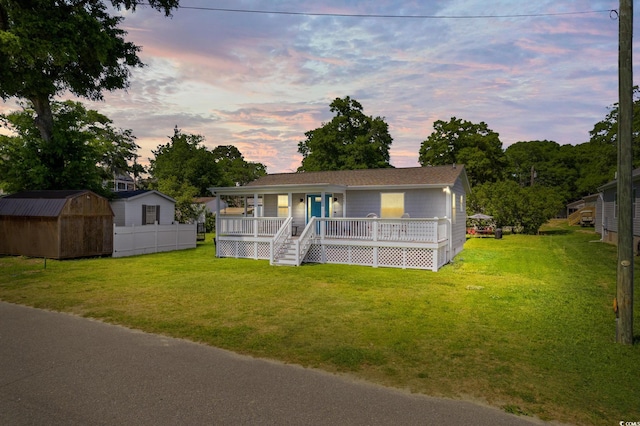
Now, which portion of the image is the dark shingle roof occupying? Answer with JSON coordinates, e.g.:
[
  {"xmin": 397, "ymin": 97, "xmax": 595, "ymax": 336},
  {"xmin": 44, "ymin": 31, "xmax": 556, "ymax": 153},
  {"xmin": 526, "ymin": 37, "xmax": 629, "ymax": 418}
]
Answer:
[
  {"xmin": 245, "ymin": 166, "xmax": 466, "ymax": 187},
  {"xmin": 0, "ymin": 190, "xmax": 88, "ymax": 217},
  {"xmin": 112, "ymin": 190, "xmax": 151, "ymax": 199}
]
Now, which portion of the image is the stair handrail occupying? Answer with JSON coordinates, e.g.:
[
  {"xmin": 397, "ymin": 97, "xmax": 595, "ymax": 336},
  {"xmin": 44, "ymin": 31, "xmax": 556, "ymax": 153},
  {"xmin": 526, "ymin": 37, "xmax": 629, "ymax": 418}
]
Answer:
[
  {"xmin": 296, "ymin": 217, "xmax": 317, "ymax": 266},
  {"xmin": 271, "ymin": 217, "xmax": 293, "ymax": 265}
]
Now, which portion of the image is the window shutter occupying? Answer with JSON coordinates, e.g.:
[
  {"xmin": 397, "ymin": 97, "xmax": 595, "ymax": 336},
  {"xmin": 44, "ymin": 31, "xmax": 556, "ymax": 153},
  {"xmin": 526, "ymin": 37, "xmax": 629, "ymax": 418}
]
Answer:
[
  {"xmin": 156, "ymin": 205, "xmax": 160, "ymax": 224},
  {"xmin": 142, "ymin": 205, "xmax": 147, "ymax": 225}
]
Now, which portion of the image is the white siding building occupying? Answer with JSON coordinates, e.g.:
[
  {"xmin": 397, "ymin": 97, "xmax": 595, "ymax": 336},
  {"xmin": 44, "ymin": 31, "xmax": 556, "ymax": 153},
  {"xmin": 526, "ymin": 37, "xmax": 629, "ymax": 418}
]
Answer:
[{"xmin": 110, "ymin": 190, "xmax": 176, "ymax": 227}]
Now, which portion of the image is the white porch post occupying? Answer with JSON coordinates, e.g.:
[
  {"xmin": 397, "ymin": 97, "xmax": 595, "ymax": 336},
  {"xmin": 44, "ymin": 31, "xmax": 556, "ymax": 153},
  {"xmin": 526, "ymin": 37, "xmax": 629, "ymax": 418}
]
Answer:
[
  {"xmin": 253, "ymin": 193, "xmax": 259, "ymax": 217},
  {"xmin": 215, "ymin": 195, "xmax": 220, "ymax": 257},
  {"xmin": 288, "ymin": 193, "xmax": 292, "ymax": 217},
  {"xmin": 321, "ymin": 191, "xmax": 326, "ymax": 238},
  {"xmin": 253, "ymin": 193, "xmax": 258, "ymax": 238}
]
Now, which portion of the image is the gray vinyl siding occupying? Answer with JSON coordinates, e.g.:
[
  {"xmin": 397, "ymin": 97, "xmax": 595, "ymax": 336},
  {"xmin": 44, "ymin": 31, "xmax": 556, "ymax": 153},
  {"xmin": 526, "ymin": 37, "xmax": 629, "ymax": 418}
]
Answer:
[
  {"xmin": 595, "ymin": 195, "xmax": 603, "ymax": 234},
  {"xmin": 344, "ymin": 190, "xmax": 380, "ymax": 217},
  {"xmin": 600, "ymin": 184, "xmax": 640, "ymax": 237},
  {"xmin": 344, "ymin": 188, "xmax": 447, "ymax": 218},
  {"xmin": 110, "ymin": 200, "xmax": 126, "ymax": 226},
  {"xmin": 601, "ymin": 188, "xmax": 617, "ymax": 233},
  {"xmin": 263, "ymin": 194, "xmax": 278, "ymax": 217},
  {"xmin": 264, "ymin": 193, "xmax": 308, "ymax": 226},
  {"xmin": 450, "ymin": 178, "xmax": 467, "ymax": 257}
]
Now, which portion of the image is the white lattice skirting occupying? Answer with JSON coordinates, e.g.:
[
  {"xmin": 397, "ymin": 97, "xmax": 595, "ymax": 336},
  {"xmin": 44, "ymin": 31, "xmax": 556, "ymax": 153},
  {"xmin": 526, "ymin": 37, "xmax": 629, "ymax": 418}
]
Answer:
[
  {"xmin": 217, "ymin": 239, "xmax": 449, "ymax": 271},
  {"xmin": 217, "ymin": 240, "xmax": 271, "ymax": 260},
  {"xmin": 304, "ymin": 243, "xmax": 444, "ymax": 271}
]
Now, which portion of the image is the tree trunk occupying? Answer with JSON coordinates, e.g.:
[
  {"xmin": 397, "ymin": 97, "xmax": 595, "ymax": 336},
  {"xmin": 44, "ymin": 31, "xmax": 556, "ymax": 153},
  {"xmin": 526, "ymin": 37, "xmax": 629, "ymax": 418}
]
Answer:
[{"xmin": 30, "ymin": 95, "xmax": 54, "ymax": 144}]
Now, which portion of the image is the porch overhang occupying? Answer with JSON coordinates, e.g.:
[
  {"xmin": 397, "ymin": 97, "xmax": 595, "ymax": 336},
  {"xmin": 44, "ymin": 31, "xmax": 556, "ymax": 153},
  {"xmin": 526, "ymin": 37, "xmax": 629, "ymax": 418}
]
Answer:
[{"xmin": 209, "ymin": 184, "xmax": 347, "ymax": 196}]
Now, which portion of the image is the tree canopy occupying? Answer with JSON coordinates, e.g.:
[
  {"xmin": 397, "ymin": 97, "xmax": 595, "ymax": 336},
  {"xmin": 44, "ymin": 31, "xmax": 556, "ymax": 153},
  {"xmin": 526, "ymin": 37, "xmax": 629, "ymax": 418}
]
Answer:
[
  {"xmin": 297, "ymin": 96, "xmax": 393, "ymax": 171},
  {"xmin": 468, "ymin": 180, "xmax": 564, "ymax": 234},
  {"xmin": 212, "ymin": 145, "xmax": 267, "ymax": 187},
  {"xmin": 419, "ymin": 117, "xmax": 506, "ymax": 186},
  {"xmin": 504, "ymin": 140, "xmax": 578, "ymax": 201},
  {"xmin": 0, "ymin": 100, "xmax": 139, "ymax": 195},
  {"xmin": 0, "ymin": 0, "xmax": 178, "ymax": 146}
]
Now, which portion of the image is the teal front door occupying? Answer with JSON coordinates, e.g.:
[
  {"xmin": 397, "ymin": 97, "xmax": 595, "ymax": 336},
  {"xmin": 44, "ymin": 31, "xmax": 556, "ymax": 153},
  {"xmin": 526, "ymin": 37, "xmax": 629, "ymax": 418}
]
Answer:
[{"xmin": 307, "ymin": 194, "xmax": 331, "ymax": 223}]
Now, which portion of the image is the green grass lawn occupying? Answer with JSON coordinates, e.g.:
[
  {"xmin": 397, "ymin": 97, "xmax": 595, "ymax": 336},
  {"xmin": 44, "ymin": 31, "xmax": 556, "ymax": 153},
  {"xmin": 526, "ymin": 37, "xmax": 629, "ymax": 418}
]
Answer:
[{"xmin": 1, "ymin": 220, "xmax": 638, "ymax": 425}]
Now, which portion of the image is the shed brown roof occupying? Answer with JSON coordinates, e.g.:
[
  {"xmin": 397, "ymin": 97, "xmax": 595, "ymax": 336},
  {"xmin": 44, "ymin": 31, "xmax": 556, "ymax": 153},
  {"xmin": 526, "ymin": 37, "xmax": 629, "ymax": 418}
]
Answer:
[
  {"xmin": 245, "ymin": 165, "xmax": 466, "ymax": 188},
  {"xmin": 0, "ymin": 190, "xmax": 89, "ymax": 217}
]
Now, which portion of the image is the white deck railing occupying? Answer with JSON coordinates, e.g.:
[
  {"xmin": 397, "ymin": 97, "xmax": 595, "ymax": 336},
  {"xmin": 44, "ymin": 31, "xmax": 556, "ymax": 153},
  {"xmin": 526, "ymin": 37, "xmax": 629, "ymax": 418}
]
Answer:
[
  {"xmin": 270, "ymin": 217, "xmax": 293, "ymax": 265},
  {"xmin": 218, "ymin": 217, "xmax": 287, "ymax": 237},
  {"xmin": 316, "ymin": 217, "xmax": 448, "ymax": 243},
  {"xmin": 296, "ymin": 217, "xmax": 317, "ymax": 265},
  {"xmin": 218, "ymin": 216, "xmax": 449, "ymax": 243}
]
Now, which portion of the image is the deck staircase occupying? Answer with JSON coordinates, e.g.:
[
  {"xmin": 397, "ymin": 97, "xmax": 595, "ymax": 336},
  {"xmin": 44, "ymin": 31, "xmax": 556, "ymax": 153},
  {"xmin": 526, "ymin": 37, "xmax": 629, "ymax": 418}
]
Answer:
[
  {"xmin": 568, "ymin": 207, "xmax": 595, "ymax": 226},
  {"xmin": 273, "ymin": 236, "xmax": 299, "ymax": 266}
]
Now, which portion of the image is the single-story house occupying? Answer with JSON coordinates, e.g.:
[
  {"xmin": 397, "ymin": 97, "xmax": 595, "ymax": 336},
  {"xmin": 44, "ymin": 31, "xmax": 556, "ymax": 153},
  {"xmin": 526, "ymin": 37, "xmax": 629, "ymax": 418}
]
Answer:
[
  {"xmin": 0, "ymin": 190, "xmax": 113, "ymax": 259},
  {"xmin": 193, "ymin": 196, "xmax": 228, "ymax": 222},
  {"xmin": 597, "ymin": 168, "xmax": 640, "ymax": 251},
  {"xmin": 110, "ymin": 190, "xmax": 176, "ymax": 226},
  {"xmin": 210, "ymin": 165, "xmax": 470, "ymax": 271}
]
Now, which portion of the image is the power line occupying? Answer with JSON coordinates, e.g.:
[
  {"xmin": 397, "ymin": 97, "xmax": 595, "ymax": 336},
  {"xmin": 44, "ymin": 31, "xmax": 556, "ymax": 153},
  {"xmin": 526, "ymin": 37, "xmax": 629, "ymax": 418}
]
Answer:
[{"xmin": 160, "ymin": 5, "xmax": 615, "ymax": 20}]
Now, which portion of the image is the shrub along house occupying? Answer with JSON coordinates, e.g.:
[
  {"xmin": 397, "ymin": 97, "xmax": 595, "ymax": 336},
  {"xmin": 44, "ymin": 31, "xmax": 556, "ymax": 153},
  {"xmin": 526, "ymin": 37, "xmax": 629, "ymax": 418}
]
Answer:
[{"xmin": 210, "ymin": 165, "xmax": 470, "ymax": 271}]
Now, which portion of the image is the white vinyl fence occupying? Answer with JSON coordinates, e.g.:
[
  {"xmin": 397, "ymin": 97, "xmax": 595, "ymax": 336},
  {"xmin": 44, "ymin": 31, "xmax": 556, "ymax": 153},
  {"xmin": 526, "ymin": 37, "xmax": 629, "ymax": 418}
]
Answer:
[{"xmin": 113, "ymin": 223, "xmax": 196, "ymax": 258}]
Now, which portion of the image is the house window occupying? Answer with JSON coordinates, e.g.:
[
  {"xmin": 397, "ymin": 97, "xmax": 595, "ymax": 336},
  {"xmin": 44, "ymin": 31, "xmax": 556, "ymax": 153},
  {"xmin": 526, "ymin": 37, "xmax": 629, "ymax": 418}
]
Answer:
[
  {"xmin": 460, "ymin": 195, "xmax": 464, "ymax": 212},
  {"xmin": 142, "ymin": 204, "xmax": 160, "ymax": 225},
  {"xmin": 277, "ymin": 195, "xmax": 289, "ymax": 217},
  {"xmin": 380, "ymin": 193, "xmax": 404, "ymax": 218}
]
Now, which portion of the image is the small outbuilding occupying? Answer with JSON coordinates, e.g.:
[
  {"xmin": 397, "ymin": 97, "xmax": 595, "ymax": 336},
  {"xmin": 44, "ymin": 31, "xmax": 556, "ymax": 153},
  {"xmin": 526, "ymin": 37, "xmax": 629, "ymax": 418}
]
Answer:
[
  {"xmin": 0, "ymin": 190, "xmax": 114, "ymax": 259},
  {"xmin": 110, "ymin": 190, "xmax": 176, "ymax": 226}
]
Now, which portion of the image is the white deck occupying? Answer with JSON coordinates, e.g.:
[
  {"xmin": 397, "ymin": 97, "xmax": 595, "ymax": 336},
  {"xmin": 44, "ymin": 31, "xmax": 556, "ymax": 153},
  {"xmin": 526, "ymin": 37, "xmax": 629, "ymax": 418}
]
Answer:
[{"xmin": 216, "ymin": 217, "xmax": 451, "ymax": 271}]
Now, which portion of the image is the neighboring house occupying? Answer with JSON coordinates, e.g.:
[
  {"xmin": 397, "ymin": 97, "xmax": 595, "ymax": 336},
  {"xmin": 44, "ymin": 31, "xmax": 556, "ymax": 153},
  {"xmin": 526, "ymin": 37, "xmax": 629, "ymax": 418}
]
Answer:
[
  {"xmin": 597, "ymin": 168, "xmax": 640, "ymax": 250},
  {"xmin": 0, "ymin": 190, "xmax": 113, "ymax": 259},
  {"xmin": 566, "ymin": 194, "xmax": 598, "ymax": 226},
  {"xmin": 112, "ymin": 173, "xmax": 136, "ymax": 192},
  {"xmin": 193, "ymin": 196, "xmax": 228, "ymax": 222},
  {"xmin": 210, "ymin": 165, "xmax": 470, "ymax": 271},
  {"xmin": 110, "ymin": 190, "xmax": 176, "ymax": 226}
]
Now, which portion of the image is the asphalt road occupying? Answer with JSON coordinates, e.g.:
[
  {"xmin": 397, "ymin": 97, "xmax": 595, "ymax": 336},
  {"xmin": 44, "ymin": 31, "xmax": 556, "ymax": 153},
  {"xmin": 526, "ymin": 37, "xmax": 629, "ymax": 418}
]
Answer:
[{"xmin": 0, "ymin": 301, "xmax": 545, "ymax": 425}]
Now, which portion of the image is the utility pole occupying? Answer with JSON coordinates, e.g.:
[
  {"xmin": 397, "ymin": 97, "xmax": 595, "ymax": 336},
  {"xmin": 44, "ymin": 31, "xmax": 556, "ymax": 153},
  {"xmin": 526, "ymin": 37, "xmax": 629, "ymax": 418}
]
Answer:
[{"xmin": 616, "ymin": 0, "xmax": 634, "ymax": 345}]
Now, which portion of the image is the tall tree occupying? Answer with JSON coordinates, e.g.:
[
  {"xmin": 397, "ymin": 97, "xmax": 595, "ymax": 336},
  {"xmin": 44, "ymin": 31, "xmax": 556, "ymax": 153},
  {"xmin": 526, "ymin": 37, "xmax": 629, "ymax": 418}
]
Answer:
[
  {"xmin": 0, "ymin": 0, "xmax": 178, "ymax": 170},
  {"xmin": 419, "ymin": 117, "xmax": 506, "ymax": 186},
  {"xmin": 149, "ymin": 128, "xmax": 223, "ymax": 221},
  {"xmin": 0, "ymin": 100, "xmax": 139, "ymax": 195},
  {"xmin": 573, "ymin": 86, "xmax": 640, "ymax": 196},
  {"xmin": 149, "ymin": 127, "xmax": 222, "ymax": 196},
  {"xmin": 504, "ymin": 140, "xmax": 578, "ymax": 202},
  {"xmin": 298, "ymin": 96, "xmax": 393, "ymax": 171},
  {"xmin": 212, "ymin": 145, "xmax": 267, "ymax": 186}
]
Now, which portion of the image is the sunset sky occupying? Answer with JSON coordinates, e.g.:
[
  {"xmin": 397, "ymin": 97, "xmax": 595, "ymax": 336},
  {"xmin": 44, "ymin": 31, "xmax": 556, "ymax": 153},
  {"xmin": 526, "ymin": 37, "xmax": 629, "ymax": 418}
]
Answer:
[{"xmin": 2, "ymin": 0, "xmax": 637, "ymax": 173}]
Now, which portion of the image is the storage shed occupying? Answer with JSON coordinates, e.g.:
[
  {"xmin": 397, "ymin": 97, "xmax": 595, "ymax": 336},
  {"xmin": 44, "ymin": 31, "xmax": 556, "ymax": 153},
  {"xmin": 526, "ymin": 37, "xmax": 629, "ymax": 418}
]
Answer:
[{"xmin": 0, "ymin": 190, "xmax": 114, "ymax": 259}]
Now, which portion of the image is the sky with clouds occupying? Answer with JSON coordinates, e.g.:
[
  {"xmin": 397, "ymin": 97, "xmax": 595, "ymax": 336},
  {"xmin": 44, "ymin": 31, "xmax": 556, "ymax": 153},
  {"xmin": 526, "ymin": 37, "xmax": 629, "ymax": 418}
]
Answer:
[{"xmin": 2, "ymin": 0, "xmax": 637, "ymax": 173}]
